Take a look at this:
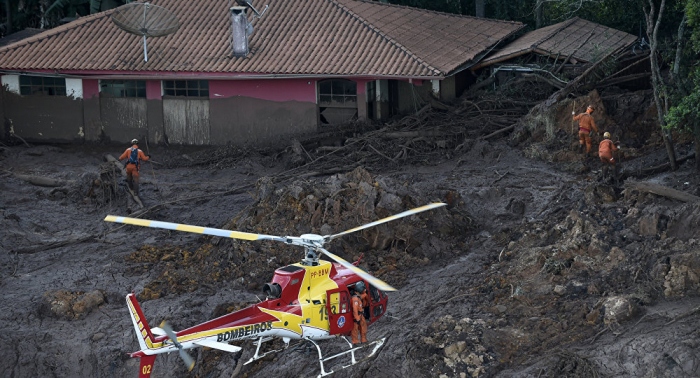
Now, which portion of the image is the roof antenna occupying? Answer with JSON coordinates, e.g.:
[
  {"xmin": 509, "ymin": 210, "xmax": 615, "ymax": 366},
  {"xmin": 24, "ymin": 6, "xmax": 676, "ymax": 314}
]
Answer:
[{"xmin": 111, "ymin": 2, "xmax": 180, "ymax": 62}]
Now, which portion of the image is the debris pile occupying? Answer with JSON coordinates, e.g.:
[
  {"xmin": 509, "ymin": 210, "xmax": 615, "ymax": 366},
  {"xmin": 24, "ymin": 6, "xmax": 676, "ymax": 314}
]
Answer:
[
  {"xmin": 217, "ymin": 167, "xmax": 472, "ymax": 287},
  {"xmin": 473, "ymin": 183, "xmax": 700, "ymax": 373},
  {"xmin": 39, "ymin": 289, "xmax": 105, "ymax": 320},
  {"xmin": 130, "ymin": 167, "xmax": 474, "ymax": 301},
  {"xmin": 412, "ymin": 315, "xmax": 494, "ymax": 378}
]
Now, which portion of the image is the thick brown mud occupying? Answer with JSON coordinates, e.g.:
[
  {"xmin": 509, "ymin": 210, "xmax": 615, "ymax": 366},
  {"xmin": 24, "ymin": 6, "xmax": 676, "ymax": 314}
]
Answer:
[{"xmin": 1, "ymin": 104, "xmax": 699, "ymax": 378}]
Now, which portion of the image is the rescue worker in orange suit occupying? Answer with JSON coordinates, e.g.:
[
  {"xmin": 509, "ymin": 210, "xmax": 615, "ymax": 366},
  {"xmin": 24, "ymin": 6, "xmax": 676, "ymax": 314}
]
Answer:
[
  {"xmin": 573, "ymin": 105, "xmax": 599, "ymax": 156},
  {"xmin": 351, "ymin": 282, "xmax": 368, "ymax": 345},
  {"xmin": 118, "ymin": 139, "xmax": 150, "ymax": 196},
  {"xmin": 599, "ymin": 132, "xmax": 620, "ymax": 184}
]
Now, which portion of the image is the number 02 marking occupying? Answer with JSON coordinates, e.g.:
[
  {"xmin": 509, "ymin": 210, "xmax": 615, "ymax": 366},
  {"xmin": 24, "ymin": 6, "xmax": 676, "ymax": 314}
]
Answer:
[{"xmin": 142, "ymin": 365, "xmax": 152, "ymax": 374}]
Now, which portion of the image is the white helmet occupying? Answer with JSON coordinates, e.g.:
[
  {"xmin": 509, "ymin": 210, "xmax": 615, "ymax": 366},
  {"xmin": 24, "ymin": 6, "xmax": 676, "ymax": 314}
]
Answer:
[{"xmin": 131, "ymin": 139, "xmax": 138, "ymax": 144}]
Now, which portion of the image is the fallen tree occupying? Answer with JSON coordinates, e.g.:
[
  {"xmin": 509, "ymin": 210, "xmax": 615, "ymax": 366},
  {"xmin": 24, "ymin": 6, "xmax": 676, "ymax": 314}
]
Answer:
[{"xmin": 625, "ymin": 180, "xmax": 700, "ymax": 203}]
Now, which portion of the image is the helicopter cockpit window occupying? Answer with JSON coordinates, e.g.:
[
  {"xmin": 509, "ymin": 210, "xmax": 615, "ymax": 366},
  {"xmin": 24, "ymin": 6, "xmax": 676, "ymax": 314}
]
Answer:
[{"xmin": 368, "ymin": 284, "xmax": 380, "ymax": 303}]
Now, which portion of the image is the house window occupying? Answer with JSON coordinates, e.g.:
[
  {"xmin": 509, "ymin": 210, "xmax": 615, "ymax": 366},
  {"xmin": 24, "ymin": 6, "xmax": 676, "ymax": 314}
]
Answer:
[
  {"xmin": 163, "ymin": 80, "xmax": 209, "ymax": 97},
  {"xmin": 318, "ymin": 79, "xmax": 357, "ymax": 125},
  {"xmin": 19, "ymin": 76, "xmax": 66, "ymax": 96},
  {"xmin": 100, "ymin": 80, "xmax": 146, "ymax": 98},
  {"xmin": 318, "ymin": 79, "xmax": 356, "ymax": 108}
]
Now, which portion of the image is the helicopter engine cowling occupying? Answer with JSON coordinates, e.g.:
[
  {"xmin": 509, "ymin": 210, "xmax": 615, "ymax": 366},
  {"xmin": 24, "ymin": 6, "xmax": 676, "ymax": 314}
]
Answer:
[{"xmin": 262, "ymin": 283, "xmax": 282, "ymax": 299}]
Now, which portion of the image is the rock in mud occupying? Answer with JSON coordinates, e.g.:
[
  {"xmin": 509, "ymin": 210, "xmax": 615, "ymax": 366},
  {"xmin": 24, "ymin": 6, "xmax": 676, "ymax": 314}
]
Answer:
[
  {"xmin": 603, "ymin": 296, "xmax": 638, "ymax": 325},
  {"xmin": 663, "ymin": 252, "xmax": 700, "ymax": 296},
  {"xmin": 41, "ymin": 289, "xmax": 105, "ymax": 320}
]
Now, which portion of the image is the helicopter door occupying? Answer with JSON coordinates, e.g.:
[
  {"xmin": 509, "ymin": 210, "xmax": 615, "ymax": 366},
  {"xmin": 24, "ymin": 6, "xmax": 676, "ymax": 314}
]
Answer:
[{"xmin": 326, "ymin": 288, "xmax": 353, "ymax": 335}]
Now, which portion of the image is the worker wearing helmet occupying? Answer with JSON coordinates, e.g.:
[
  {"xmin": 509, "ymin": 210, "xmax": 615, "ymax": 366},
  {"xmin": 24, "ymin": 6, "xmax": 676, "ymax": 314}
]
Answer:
[
  {"xmin": 573, "ymin": 105, "xmax": 599, "ymax": 156},
  {"xmin": 350, "ymin": 282, "xmax": 368, "ymax": 345},
  {"xmin": 118, "ymin": 139, "xmax": 151, "ymax": 196},
  {"xmin": 598, "ymin": 132, "xmax": 620, "ymax": 184}
]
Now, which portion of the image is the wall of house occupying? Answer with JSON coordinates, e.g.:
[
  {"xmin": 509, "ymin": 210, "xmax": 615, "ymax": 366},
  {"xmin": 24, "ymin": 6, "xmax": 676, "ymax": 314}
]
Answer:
[
  {"xmin": 1, "ymin": 78, "xmax": 83, "ymax": 143},
  {"xmin": 440, "ymin": 75, "xmax": 457, "ymax": 101},
  {"xmin": 146, "ymin": 80, "xmax": 165, "ymax": 145},
  {"xmin": 208, "ymin": 79, "xmax": 317, "ymax": 145},
  {"xmin": 397, "ymin": 80, "xmax": 433, "ymax": 114},
  {"xmin": 83, "ymin": 79, "xmax": 101, "ymax": 142}
]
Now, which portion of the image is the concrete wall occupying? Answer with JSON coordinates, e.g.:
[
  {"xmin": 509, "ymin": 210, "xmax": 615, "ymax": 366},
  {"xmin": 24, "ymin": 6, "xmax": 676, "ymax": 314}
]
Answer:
[
  {"xmin": 209, "ymin": 79, "xmax": 317, "ymax": 145},
  {"xmin": 3, "ymin": 90, "xmax": 83, "ymax": 143},
  {"xmin": 83, "ymin": 79, "xmax": 102, "ymax": 142},
  {"xmin": 146, "ymin": 80, "xmax": 165, "ymax": 145},
  {"xmin": 1, "ymin": 75, "xmax": 84, "ymax": 143}
]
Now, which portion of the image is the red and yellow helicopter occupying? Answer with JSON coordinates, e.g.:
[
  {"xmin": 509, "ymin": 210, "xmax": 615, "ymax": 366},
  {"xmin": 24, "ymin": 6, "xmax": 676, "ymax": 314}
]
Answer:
[{"xmin": 105, "ymin": 202, "xmax": 445, "ymax": 378}]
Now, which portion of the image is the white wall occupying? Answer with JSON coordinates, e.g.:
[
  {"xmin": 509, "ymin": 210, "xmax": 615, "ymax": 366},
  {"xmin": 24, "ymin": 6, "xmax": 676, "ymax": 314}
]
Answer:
[
  {"xmin": 65, "ymin": 78, "xmax": 83, "ymax": 99},
  {"xmin": 2, "ymin": 75, "xmax": 19, "ymax": 94}
]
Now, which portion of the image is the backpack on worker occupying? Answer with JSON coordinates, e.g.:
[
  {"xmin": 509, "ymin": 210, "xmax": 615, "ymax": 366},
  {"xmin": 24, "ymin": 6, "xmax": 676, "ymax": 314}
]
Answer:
[{"xmin": 127, "ymin": 147, "xmax": 140, "ymax": 167}]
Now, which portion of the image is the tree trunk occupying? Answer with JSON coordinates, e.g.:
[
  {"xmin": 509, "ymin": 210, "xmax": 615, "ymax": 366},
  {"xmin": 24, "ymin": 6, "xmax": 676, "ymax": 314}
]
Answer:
[
  {"xmin": 475, "ymin": 0, "xmax": 485, "ymax": 18},
  {"xmin": 645, "ymin": 0, "xmax": 677, "ymax": 170},
  {"xmin": 673, "ymin": 14, "xmax": 687, "ymax": 82},
  {"xmin": 535, "ymin": 0, "xmax": 544, "ymax": 28}
]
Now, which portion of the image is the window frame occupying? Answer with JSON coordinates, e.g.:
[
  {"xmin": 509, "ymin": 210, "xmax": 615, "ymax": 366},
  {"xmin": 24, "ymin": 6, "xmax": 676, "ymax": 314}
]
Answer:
[
  {"xmin": 317, "ymin": 79, "xmax": 357, "ymax": 108},
  {"xmin": 19, "ymin": 75, "xmax": 67, "ymax": 96},
  {"xmin": 162, "ymin": 80, "xmax": 209, "ymax": 98},
  {"xmin": 99, "ymin": 79, "xmax": 146, "ymax": 98}
]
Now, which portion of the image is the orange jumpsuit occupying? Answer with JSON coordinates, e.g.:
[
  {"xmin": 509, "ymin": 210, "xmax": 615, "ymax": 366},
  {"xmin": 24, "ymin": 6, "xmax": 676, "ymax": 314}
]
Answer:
[
  {"xmin": 350, "ymin": 293, "xmax": 367, "ymax": 344},
  {"xmin": 119, "ymin": 145, "xmax": 150, "ymax": 194},
  {"xmin": 573, "ymin": 111, "xmax": 598, "ymax": 153},
  {"xmin": 598, "ymin": 139, "xmax": 619, "ymax": 165}
]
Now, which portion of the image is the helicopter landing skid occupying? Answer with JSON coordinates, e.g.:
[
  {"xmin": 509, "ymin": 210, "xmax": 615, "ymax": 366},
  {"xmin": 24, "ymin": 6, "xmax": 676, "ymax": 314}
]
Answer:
[
  {"xmin": 309, "ymin": 336, "xmax": 386, "ymax": 377},
  {"xmin": 243, "ymin": 336, "xmax": 290, "ymax": 365}
]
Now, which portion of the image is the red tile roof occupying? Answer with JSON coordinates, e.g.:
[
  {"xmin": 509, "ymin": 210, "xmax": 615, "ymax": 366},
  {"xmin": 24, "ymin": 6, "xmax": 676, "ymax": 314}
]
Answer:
[
  {"xmin": 474, "ymin": 17, "xmax": 637, "ymax": 69},
  {"xmin": 0, "ymin": 0, "xmax": 522, "ymax": 78}
]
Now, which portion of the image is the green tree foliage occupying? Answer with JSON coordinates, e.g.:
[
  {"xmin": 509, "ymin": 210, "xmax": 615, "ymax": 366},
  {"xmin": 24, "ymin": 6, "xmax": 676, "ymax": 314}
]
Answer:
[{"xmin": 665, "ymin": 0, "xmax": 700, "ymax": 170}]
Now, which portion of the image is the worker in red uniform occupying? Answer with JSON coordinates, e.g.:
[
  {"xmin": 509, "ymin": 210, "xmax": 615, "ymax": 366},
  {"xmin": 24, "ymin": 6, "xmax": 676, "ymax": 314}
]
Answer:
[
  {"xmin": 573, "ymin": 105, "xmax": 599, "ymax": 156},
  {"xmin": 599, "ymin": 132, "xmax": 620, "ymax": 184},
  {"xmin": 350, "ymin": 282, "xmax": 368, "ymax": 345},
  {"xmin": 118, "ymin": 139, "xmax": 150, "ymax": 197}
]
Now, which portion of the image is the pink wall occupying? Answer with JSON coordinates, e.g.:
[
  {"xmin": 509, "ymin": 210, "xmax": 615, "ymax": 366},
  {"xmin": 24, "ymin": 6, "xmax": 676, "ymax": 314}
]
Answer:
[
  {"xmin": 146, "ymin": 80, "xmax": 161, "ymax": 100},
  {"xmin": 82, "ymin": 79, "xmax": 99, "ymax": 99},
  {"xmin": 209, "ymin": 79, "xmax": 316, "ymax": 102}
]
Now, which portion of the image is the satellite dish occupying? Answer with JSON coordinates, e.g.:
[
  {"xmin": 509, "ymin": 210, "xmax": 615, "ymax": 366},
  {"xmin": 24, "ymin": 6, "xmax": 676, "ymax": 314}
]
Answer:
[{"xmin": 111, "ymin": 3, "xmax": 180, "ymax": 62}]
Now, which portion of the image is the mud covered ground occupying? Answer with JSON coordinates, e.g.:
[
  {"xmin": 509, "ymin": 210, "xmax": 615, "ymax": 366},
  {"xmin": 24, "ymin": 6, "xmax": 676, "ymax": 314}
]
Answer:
[{"xmin": 1, "ymin": 93, "xmax": 700, "ymax": 378}]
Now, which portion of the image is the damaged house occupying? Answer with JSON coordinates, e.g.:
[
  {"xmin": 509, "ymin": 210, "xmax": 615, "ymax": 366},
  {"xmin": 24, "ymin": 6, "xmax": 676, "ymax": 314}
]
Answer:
[
  {"xmin": 0, "ymin": 0, "xmax": 522, "ymax": 146},
  {"xmin": 472, "ymin": 17, "xmax": 640, "ymax": 89}
]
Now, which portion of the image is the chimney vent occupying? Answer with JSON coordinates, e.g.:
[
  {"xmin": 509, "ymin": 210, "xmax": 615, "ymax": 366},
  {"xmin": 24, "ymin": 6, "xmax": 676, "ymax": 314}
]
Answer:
[{"xmin": 230, "ymin": 6, "xmax": 250, "ymax": 57}]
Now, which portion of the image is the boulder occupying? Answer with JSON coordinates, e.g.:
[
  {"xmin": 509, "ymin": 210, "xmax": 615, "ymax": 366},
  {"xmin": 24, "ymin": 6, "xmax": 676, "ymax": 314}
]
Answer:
[{"xmin": 603, "ymin": 296, "xmax": 638, "ymax": 325}]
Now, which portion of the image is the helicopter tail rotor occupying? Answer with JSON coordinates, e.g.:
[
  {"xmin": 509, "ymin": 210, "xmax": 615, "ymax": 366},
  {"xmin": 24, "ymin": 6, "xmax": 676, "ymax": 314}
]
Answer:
[{"xmin": 160, "ymin": 321, "xmax": 195, "ymax": 371}]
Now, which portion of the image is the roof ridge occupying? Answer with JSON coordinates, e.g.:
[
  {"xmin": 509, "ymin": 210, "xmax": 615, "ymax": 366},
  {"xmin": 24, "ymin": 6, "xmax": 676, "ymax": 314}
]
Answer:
[
  {"xmin": 349, "ymin": 0, "xmax": 522, "ymax": 26},
  {"xmin": 531, "ymin": 17, "xmax": 579, "ymax": 49},
  {"xmin": 0, "ymin": 9, "xmax": 116, "ymax": 53},
  {"xmin": 327, "ymin": 0, "xmax": 442, "ymax": 76}
]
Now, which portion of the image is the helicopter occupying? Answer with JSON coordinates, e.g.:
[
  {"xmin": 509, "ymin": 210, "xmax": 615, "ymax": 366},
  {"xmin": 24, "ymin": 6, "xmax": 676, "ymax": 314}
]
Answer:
[{"xmin": 105, "ymin": 202, "xmax": 446, "ymax": 378}]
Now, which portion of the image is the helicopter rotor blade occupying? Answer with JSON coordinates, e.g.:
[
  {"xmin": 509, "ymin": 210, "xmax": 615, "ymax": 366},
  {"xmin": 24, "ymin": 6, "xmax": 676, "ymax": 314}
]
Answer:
[
  {"xmin": 104, "ymin": 215, "xmax": 287, "ymax": 243},
  {"xmin": 325, "ymin": 203, "xmax": 446, "ymax": 243},
  {"xmin": 160, "ymin": 321, "xmax": 195, "ymax": 371},
  {"xmin": 319, "ymin": 247, "xmax": 397, "ymax": 292}
]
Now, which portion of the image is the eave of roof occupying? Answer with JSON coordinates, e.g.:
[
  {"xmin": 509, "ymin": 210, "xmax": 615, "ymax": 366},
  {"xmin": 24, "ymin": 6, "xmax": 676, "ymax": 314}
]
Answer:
[{"xmin": 474, "ymin": 17, "xmax": 637, "ymax": 70}]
